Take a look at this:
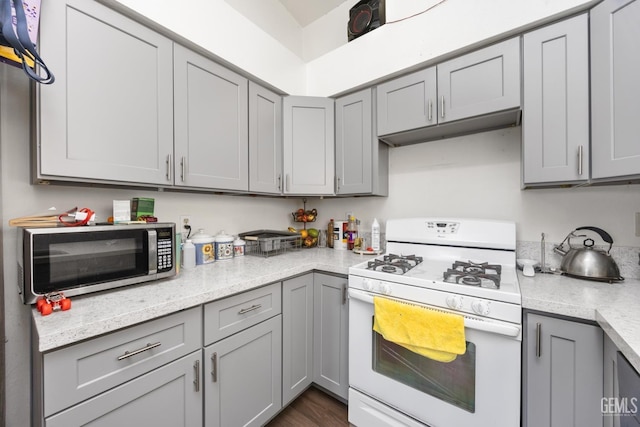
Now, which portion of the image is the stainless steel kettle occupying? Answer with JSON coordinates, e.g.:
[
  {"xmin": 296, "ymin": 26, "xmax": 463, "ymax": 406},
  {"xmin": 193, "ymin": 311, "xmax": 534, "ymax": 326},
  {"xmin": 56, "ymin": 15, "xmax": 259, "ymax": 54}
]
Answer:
[{"xmin": 553, "ymin": 226, "xmax": 624, "ymax": 282}]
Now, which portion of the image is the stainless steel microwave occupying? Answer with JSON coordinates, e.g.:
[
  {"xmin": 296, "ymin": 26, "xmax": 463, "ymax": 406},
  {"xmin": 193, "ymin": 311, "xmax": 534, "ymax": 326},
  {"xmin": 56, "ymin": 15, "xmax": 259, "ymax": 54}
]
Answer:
[{"xmin": 18, "ymin": 223, "xmax": 176, "ymax": 304}]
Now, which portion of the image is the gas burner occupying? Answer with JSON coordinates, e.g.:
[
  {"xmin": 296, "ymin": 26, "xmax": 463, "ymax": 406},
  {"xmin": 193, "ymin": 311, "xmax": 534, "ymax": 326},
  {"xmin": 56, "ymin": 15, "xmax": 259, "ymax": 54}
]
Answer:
[
  {"xmin": 444, "ymin": 260, "xmax": 502, "ymax": 289},
  {"xmin": 367, "ymin": 254, "xmax": 423, "ymax": 275}
]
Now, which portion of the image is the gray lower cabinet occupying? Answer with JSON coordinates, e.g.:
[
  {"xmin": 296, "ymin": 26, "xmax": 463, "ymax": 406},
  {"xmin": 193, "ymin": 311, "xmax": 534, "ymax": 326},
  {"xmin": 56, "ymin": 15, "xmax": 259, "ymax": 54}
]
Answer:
[
  {"xmin": 313, "ymin": 273, "xmax": 349, "ymax": 400},
  {"xmin": 522, "ymin": 14, "xmax": 589, "ymax": 186},
  {"xmin": 335, "ymin": 88, "xmax": 389, "ymax": 196},
  {"xmin": 283, "ymin": 96, "xmax": 335, "ymax": 195},
  {"xmin": 174, "ymin": 44, "xmax": 249, "ymax": 191},
  {"xmin": 45, "ymin": 351, "xmax": 203, "ymax": 427},
  {"xmin": 604, "ymin": 333, "xmax": 621, "ymax": 427},
  {"xmin": 282, "ymin": 274, "xmax": 314, "ymax": 405},
  {"xmin": 591, "ymin": 0, "xmax": 640, "ymax": 180},
  {"xmin": 376, "ymin": 37, "xmax": 520, "ymax": 145},
  {"xmin": 37, "ymin": 0, "xmax": 174, "ymax": 185},
  {"xmin": 523, "ymin": 312, "xmax": 604, "ymax": 427},
  {"xmin": 249, "ymin": 82, "xmax": 283, "ymax": 194},
  {"xmin": 33, "ymin": 307, "xmax": 202, "ymax": 426},
  {"xmin": 203, "ymin": 283, "xmax": 282, "ymax": 427},
  {"xmin": 204, "ymin": 315, "xmax": 282, "ymax": 427}
]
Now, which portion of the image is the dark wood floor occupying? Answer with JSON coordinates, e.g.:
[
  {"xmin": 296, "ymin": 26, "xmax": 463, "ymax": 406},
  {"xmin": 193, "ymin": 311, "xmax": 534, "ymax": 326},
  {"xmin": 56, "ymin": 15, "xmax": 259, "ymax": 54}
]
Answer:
[{"xmin": 266, "ymin": 386, "xmax": 349, "ymax": 427}]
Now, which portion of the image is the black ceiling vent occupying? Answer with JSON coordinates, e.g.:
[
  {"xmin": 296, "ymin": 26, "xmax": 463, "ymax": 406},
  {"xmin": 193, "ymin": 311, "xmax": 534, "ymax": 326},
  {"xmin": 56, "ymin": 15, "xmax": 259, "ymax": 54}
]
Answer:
[{"xmin": 348, "ymin": 0, "xmax": 386, "ymax": 42}]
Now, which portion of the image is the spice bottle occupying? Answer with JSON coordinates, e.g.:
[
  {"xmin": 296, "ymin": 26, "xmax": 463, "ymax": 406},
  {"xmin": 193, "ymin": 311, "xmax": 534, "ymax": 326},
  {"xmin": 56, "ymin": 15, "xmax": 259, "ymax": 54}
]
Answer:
[
  {"xmin": 347, "ymin": 215, "xmax": 357, "ymax": 250},
  {"xmin": 328, "ymin": 219, "xmax": 334, "ymax": 248}
]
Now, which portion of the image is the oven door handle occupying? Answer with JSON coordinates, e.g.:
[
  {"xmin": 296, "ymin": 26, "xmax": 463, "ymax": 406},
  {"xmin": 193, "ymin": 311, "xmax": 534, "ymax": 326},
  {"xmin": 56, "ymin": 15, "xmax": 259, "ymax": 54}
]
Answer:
[{"xmin": 348, "ymin": 289, "xmax": 521, "ymax": 338}]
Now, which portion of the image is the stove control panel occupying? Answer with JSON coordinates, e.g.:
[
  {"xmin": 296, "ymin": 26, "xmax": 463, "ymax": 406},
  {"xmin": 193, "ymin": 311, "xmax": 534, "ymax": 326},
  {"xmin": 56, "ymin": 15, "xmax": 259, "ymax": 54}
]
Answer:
[{"xmin": 426, "ymin": 221, "xmax": 459, "ymax": 234}]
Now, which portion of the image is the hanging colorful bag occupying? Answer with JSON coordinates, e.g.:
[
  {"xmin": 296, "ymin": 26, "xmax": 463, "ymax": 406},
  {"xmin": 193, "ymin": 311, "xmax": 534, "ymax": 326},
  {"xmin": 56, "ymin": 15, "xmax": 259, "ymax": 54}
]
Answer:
[{"xmin": 0, "ymin": 0, "xmax": 53, "ymax": 84}]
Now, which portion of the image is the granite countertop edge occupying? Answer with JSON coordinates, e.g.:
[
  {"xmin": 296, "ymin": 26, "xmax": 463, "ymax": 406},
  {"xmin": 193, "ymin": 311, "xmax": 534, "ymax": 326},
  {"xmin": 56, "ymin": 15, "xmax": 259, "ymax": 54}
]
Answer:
[{"xmin": 32, "ymin": 249, "xmax": 640, "ymax": 373}]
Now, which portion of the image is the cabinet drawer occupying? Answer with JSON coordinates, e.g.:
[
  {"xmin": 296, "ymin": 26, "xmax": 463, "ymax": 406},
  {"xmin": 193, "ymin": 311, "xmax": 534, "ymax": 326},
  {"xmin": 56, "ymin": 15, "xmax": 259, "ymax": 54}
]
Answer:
[
  {"xmin": 42, "ymin": 306, "xmax": 202, "ymax": 417},
  {"xmin": 204, "ymin": 282, "xmax": 281, "ymax": 345}
]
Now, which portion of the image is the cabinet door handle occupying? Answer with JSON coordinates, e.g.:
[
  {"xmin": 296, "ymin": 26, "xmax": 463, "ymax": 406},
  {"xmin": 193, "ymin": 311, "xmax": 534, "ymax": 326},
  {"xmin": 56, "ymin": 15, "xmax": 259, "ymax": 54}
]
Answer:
[
  {"xmin": 211, "ymin": 352, "xmax": 218, "ymax": 382},
  {"xmin": 336, "ymin": 176, "xmax": 341, "ymax": 193},
  {"xmin": 117, "ymin": 342, "xmax": 161, "ymax": 361},
  {"xmin": 428, "ymin": 99, "xmax": 433, "ymax": 122},
  {"xmin": 441, "ymin": 95, "xmax": 445, "ymax": 119},
  {"xmin": 193, "ymin": 359, "xmax": 200, "ymax": 392},
  {"xmin": 535, "ymin": 323, "xmax": 542, "ymax": 358},
  {"xmin": 342, "ymin": 284, "xmax": 347, "ymax": 305},
  {"xmin": 238, "ymin": 304, "xmax": 262, "ymax": 315},
  {"xmin": 578, "ymin": 145, "xmax": 583, "ymax": 176},
  {"xmin": 180, "ymin": 157, "xmax": 186, "ymax": 182},
  {"xmin": 166, "ymin": 154, "xmax": 172, "ymax": 181},
  {"xmin": 277, "ymin": 174, "xmax": 282, "ymax": 191}
]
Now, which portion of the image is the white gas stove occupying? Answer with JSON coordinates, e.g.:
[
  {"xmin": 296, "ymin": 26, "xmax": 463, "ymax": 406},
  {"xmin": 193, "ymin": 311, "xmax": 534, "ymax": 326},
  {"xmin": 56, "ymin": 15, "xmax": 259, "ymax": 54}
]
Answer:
[{"xmin": 348, "ymin": 218, "xmax": 522, "ymax": 427}]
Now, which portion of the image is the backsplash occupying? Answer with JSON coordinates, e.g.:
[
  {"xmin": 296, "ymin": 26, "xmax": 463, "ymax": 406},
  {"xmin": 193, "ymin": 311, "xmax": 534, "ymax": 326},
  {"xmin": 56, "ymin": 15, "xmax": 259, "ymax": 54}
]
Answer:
[{"xmin": 517, "ymin": 240, "xmax": 640, "ymax": 281}]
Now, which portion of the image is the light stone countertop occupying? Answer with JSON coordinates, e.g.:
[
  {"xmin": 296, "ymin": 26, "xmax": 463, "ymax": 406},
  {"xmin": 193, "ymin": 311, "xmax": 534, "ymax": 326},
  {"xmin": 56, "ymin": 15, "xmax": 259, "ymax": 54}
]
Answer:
[
  {"xmin": 519, "ymin": 271, "xmax": 640, "ymax": 372},
  {"xmin": 32, "ymin": 248, "xmax": 640, "ymax": 373}
]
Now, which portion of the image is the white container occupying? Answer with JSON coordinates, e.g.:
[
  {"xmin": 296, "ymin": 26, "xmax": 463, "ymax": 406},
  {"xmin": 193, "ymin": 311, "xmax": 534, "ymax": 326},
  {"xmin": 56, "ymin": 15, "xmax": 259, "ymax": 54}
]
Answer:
[
  {"xmin": 233, "ymin": 237, "xmax": 246, "ymax": 257},
  {"xmin": 191, "ymin": 229, "xmax": 215, "ymax": 265},
  {"xmin": 333, "ymin": 220, "xmax": 348, "ymax": 250},
  {"xmin": 371, "ymin": 218, "xmax": 381, "ymax": 251},
  {"xmin": 214, "ymin": 231, "xmax": 234, "ymax": 260},
  {"xmin": 182, "ymin": 239, "xmax": 196, "ymax": 269}
]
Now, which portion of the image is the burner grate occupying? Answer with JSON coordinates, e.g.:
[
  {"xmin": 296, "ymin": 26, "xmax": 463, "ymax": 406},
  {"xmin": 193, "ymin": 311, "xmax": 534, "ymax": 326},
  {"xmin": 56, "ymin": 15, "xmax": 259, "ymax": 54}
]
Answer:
[
  {"xmin": 444, "ymin": 261, "xmax": 501, "ymax": 289},
  {"xmin": 367, "ymin": 254, "xmax": 423, "ymax": 275}
]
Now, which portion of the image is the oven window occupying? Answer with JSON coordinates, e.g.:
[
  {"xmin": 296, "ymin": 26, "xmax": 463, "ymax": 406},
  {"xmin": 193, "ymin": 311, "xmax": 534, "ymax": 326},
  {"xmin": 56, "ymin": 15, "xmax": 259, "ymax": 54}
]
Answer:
[{"xmin": 373, "ymin": 329, "xmax": 476, "ymax": 413}]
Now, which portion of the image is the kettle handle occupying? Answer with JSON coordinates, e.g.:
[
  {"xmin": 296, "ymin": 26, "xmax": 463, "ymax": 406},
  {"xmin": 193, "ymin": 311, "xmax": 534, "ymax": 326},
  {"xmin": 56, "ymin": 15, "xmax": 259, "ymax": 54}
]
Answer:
[{"xmin": 575, "ymin": 226, "xmax": 613, "ymax": 246}]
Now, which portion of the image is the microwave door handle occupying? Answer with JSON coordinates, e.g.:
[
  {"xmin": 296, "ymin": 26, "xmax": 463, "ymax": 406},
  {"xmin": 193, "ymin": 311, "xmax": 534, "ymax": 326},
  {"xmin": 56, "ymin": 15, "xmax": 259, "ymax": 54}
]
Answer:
[
  {"xmin": 148, "ymin": 230, "xmax": 158, "ymax": 274},
  {"xmin": 348, "ymin": 288, "xmax": 521, "ymax": 338}
]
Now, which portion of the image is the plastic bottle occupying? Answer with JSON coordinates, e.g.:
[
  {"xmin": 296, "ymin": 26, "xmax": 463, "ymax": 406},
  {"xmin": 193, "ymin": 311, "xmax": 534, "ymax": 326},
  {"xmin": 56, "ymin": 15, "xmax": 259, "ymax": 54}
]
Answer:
[
  {"xmin": 182, "ymin": 239, "xmax": 196, "ymax": 269},
  {"xmin": 328, "ymin": 219, "xmax": 334, "ymax": 248},
  {"xmin": 371, "ymin": 218, "xmax": 380, "ymax": 252},
  {"xmin": 347, "ymin": 216, "xmax": 357, "ymax": 250}
]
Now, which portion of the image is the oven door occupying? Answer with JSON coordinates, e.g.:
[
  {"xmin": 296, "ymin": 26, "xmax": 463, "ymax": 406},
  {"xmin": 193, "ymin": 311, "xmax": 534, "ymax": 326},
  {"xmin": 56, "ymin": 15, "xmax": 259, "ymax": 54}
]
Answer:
[{"xmin": 348, "ymin": 288, "xmax": 521, "ymax": 427}]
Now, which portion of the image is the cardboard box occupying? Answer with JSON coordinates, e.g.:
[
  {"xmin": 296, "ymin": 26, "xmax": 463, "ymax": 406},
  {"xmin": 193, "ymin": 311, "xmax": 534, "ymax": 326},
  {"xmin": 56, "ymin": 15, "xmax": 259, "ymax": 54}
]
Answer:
[{"xmin": 131, "ymin": 198, "xmax": 154, "ymax": 220}]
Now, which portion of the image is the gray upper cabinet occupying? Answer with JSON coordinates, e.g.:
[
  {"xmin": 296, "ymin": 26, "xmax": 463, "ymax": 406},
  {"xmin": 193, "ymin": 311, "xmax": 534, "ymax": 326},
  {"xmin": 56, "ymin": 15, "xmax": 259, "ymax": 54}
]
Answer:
[
  {"xmin": 249, "ymin": 82, "xmax": 283, "ymax": 194},
  {"xmin": 376, "ymin": 67, "xmax": 437, "ymax": 136},
  {"xmin": 522, "ymin": 14, "xmax": 589, "ymax": 186},
  {"xmin": 523, "ymin": 312, "xmax": 603, "ymax": 427},
  {"xmin": 335, "ymin": 88, "xmax": 389, "ymax": 196},
  {"xmin": 376, "ymin": 37, "xmax": 520, "ymax": 145},
  {"xmin": 438, "ymin": 37, "xmax": 520, "ymax": 124},
  {"xmin": 174, "ymin": 44, "xmax": 249, "ymax": 191},
  {"xmin": 37, "ymin": 0, "xmax": 174, "ymax": 185},
  {"xmin": 283, "ymin": 96, "xmax": 335, "ymax": 195},
  {"xmin": 591, "ymin": 0, "xmax": 640, "ymax": 180}
]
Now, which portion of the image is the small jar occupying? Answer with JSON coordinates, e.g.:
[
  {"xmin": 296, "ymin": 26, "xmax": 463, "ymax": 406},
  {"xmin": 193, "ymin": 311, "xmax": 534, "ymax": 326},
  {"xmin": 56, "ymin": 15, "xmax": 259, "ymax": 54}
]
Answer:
[
  {"xmin": 233, "ymin": 237, "xmax": 246, "ymax": 257},
  {"xmin": 214, "ymin": 231, "xmax": 234, "ymax": 261}
]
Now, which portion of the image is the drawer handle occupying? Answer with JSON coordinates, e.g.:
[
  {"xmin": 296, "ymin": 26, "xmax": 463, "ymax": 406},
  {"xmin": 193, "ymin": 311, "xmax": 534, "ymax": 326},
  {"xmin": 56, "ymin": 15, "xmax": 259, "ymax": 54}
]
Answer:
[
  {"xmin": 238, "ymin": 304, "xmax": 262, "ymax": 315},
  {"xmin": 211, "ymin": 352, "xmax": 218, "ymax": 383},
  {"xmin": 535, "ymin": 323, "xmax": 542, "ymax": 358},
  {"xmin": 117, "ymin": 342, "xmax": 161, "ymax": 361},
  {"xmin": 194, "ymin": 359, "xmax": 200, "ymax": 392}
]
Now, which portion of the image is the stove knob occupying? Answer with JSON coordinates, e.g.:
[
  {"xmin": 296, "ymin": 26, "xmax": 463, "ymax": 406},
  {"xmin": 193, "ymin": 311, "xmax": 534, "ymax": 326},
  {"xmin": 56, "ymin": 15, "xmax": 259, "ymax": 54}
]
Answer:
[
  {"xmin": 362, "ymin": 279, "xmax": 372, "ymax": 291},
  {"xmin": 446, "ymin": 295, "xmax": 463, "ymax": 310},
  {"xmin": 471, "ymin": 300, "xmax": 491, "ymax": 316},
  {"xmin": 380, "ymin": 283, "xmax": 392, "ymax": 295}
]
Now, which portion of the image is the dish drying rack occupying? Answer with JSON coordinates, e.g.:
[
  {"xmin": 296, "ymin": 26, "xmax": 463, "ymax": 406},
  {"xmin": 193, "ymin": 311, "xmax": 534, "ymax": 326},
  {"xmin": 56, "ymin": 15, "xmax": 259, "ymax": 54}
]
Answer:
[{"xmin": 238, "ymin": 230, "xmax": 301, "ymax": 258}]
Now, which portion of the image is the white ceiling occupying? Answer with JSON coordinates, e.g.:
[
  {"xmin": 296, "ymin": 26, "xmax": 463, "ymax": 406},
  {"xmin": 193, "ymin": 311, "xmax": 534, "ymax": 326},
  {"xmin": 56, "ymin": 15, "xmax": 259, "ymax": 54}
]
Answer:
[{"xmin": 278, "ymin": 0, "xmax": 351, "ymax": 27}]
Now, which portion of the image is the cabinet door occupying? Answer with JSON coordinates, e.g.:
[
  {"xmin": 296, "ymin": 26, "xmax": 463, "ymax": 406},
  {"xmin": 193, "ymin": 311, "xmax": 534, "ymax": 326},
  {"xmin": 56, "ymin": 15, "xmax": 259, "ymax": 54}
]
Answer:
[
  {"xmin": 249, "ymin": 82, "xmax": 283, "ymax": 194},
  {"xmin": 591, "ymin": 0, "xmax": 640, "ymax": 179},
  {"xmin": 282, "ymin": 275, "xmax": 314, "ymax": 406},
  {"xmin": 523, "ymin": 14, "xmax": 589, "ymax": 185},
  {"xmin": 45, "ymin": 351, "xmax": 203, "ymax": 427},
  {"xmin": 438, "ymin": 37, "xmax": 520, "ymax": 124},
  {"xmin": 38, "ymin": 0, "xmax": 174, "ymax": 185},
  {"xmin": 174, "ymin": 44, "xmax": 249, "ymax": 191},
  {"xmin": 283, "ymin": 96, "xmax": 335, "ymax": 195},
  {"xmin": 376, "ymin": 67, "xmax": 437, "ymax": 136},
  {"xmin": 313, "ymin": 273, "xmax": 349, "ymax": 400},
  {"xmin": 204, "ymin": 315, "xmax": 282, "ymax": 427},
  {"xmin": 335, "ymin": 88, "xmax": 372, "ymax": 195},
  {"xmin": 524, "ymin": 313, "xmax": 603, "ymax": 427},
  {"xmin": 604, "ymin": 334, "xmax": 621, "ymax": 427}
]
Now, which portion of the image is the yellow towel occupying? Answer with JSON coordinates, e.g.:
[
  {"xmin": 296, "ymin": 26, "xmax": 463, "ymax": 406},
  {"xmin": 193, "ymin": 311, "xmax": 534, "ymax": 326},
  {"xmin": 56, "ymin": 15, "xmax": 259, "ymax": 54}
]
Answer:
[{"xmin": 373, "ymin": 296, "xmax": 466, "ymax": 363}]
